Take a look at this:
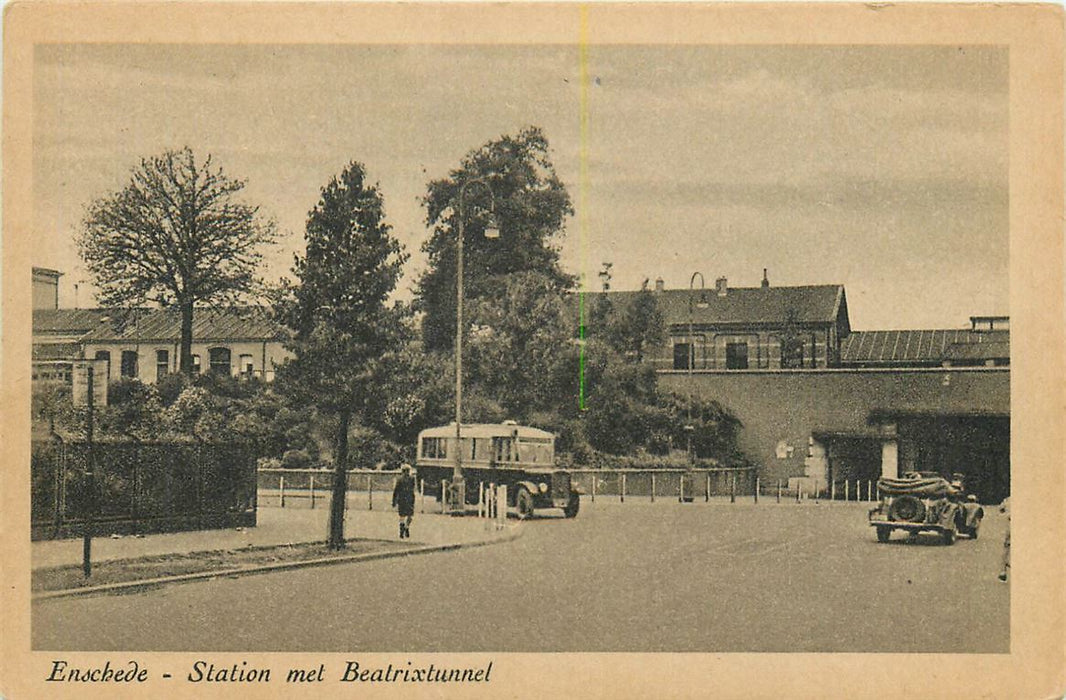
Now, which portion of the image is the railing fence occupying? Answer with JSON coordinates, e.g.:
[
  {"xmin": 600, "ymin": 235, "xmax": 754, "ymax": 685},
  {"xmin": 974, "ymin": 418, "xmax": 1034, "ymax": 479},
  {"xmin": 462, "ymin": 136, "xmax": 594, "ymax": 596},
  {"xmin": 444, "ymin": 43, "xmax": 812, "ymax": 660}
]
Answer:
[{"xmin": 257, "ymin": 467, "xmax": 880, "ymax": 510}]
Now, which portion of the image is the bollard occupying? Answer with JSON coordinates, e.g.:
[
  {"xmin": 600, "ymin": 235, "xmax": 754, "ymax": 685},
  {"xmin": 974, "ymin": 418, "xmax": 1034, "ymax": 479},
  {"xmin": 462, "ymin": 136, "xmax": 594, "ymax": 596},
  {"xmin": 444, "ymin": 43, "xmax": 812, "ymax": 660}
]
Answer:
[
  {"xmin": 706, "ymin": 473, "xmax": 711, "ymax": 503},
  {"xmin": 845, "ymin": 480, "xmax": 850, "ymax": 502},
  {"xmin": 754, "ymin": 476, "xmax": 759, "ymax": 504},
  {"xmin": 777, "ymin": 479, "xmax": 782, "ymax": 503},
  {"xmin": 478, "ymin": 482, "xmax": 485, "ymax": 517},
  {"xmin": 310, "ymin": 475, "xmax": 316, "ymax": 509},
  {"xmin": 621, "ymin": 473, "xmax": 626, "ymax": 503},
  {"xmin": 367, "ymin": 474, "xmax": 373, "ymax": 510},
  {"xmin": 280, "ymin": 475, "xmax": 285, "ymax": 508},
  {"xmin": 651, "ymin": 473, "xmax": 656, "ymax": 503},
  {"xmin": 730, "ymin": 472, "xmax": 736, "ymax": 504},
  {"xmin": 420, "ymin": 478, "xmax": 425, "ymax": 514},
  {"xmin": 831, "ymin": 479, "xmax": 836, "ymax": 502},
  {"xmin": 867, "ymin": 480, "xmax": 872, "ymax": 502},
  {"xmin": 678, "ymin": 473, "xmax": 684, "ymax": 503},
  {"xmin": 591, "ymin": 473, "xmax": 597, "ymax": 502}
]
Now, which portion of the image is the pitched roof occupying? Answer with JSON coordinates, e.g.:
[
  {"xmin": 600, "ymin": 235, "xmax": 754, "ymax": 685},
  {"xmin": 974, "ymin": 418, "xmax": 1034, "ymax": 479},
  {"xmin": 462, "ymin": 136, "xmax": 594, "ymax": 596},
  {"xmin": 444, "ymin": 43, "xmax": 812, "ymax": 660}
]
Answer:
[
  {"xmin": 586, "ymin": 284, "xmax": 845, "ymax": 327},
  {"xmin": 32, "ymin": 342, "xmax": 82, "ymax": 361},
  {"xmin": 840, "ymin": 329, "xmax": 1009, "ymax": 365},
  {"xmin": 32, "ymin": 308, "xmax": 116, "ymax": 334},
  {"xmin": 79, "ymin": 307, "xmax": 283, "ymax": 343}
]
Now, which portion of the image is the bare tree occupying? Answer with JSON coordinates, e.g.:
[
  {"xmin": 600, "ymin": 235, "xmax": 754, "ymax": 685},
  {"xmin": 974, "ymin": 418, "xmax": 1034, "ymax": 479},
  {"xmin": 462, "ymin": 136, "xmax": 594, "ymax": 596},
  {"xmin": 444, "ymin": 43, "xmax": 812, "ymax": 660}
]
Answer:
[{"xmin": 79, "ymin": 147, "xmax": 276, "ymax": 374}]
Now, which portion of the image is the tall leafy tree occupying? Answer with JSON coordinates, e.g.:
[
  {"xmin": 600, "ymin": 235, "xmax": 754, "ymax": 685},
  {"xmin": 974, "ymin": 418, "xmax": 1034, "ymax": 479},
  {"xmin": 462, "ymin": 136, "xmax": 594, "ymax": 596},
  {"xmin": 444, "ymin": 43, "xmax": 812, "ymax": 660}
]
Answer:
[
  {"xmin": 464, "ymin": 270, "xmax": 573, "ymax": 420},
  {"xmin": 417, "ymin": 126, "xmax": 575, "ymax": 350},
  {"xmin": 274, "ymin": 161, "xmax": 408, "ymax": 549},
  {"xmin": 607, "ymin": 280, "xmax": 666, "ymax": 363},
  {"xmin": 79, "ymin": 147, "xmax": 276, "ymax": 374}
]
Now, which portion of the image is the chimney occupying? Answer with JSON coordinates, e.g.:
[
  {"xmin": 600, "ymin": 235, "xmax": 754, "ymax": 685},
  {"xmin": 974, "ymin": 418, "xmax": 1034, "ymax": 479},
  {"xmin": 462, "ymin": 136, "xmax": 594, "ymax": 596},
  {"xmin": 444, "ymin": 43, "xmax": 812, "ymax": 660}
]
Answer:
[
  {"xmin": 716, "ymin": 276, "xmax": 728, "ymax": 296},
  {"xmin": 654, "ymin": 277, "xmax": 665, "ymax": 293},
  {"xmin": 761, "ymin": 268, "xmax": 770, "ymax": 289}
]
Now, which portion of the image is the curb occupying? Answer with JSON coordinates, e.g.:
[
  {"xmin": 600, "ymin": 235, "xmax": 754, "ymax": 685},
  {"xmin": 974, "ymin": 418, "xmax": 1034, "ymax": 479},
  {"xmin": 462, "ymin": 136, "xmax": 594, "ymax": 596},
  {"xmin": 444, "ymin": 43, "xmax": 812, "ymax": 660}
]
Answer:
[{"xmin": 33, "ymin": 523, "xmax": 522, "ymax": 601}]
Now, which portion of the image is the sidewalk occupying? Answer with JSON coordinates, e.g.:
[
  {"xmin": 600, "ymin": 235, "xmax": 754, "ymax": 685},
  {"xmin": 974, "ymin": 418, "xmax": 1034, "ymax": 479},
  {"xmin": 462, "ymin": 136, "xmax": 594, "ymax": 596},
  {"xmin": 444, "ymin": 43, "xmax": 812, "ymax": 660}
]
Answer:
[{"xmin": 32, "ymin": 505, "xmax": 507, "ymax": 571}]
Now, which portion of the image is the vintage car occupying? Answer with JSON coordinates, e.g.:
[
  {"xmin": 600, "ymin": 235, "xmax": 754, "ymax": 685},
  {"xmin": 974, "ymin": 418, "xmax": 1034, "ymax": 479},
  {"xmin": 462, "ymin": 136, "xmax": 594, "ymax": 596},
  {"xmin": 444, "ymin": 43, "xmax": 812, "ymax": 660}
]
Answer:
[
  {"xmin": 416, "ymin": 422, "xmax": 581, "ymax": 519},
  {"xmin": 868, "ymin": 472, "xmax": 984, "ymax": 545}
]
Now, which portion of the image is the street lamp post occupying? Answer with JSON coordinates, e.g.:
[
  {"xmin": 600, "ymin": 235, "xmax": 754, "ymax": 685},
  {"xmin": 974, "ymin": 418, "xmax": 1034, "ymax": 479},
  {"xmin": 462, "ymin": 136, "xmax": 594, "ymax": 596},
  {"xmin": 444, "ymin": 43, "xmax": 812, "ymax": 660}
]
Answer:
[
  {"xmin": 687, "ymin": 272, "xmax": 708, "ymax": 465},
  {"xmin": 451, "ymin": 176, "xmax": 500, "ymax": 511}
]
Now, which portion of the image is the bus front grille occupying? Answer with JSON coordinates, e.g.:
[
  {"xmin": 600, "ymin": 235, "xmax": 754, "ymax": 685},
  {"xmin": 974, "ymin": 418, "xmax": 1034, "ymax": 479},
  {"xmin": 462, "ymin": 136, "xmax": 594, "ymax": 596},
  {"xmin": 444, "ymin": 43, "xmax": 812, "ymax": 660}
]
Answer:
[{"xmin": 551, "ymin": 472, "xmax": 571, "ymax": 500}]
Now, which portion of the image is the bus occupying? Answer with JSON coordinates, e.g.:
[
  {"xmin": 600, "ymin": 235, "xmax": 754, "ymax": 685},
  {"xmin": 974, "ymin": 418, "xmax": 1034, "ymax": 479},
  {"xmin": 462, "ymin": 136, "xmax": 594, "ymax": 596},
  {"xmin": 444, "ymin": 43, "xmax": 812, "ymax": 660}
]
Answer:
[{"xmin": 416, "ymin": 421, "xmax": 580, "ymax": 519}]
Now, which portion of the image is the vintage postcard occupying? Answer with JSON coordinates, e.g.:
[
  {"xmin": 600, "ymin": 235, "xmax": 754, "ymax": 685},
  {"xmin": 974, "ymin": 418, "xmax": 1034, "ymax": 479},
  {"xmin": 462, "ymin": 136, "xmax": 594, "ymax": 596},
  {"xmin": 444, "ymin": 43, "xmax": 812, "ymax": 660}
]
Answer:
[{"xmin": 2, "ymin": 2, "xmax": 1063, "ymax": 699}]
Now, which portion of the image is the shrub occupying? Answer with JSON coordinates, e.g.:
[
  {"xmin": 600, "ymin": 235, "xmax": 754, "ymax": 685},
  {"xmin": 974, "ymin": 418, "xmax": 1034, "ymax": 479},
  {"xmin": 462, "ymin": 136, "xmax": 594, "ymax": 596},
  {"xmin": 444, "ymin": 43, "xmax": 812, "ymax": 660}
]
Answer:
[{"xmin": 281, "ymin": 449, "xmax": 312, "ymax": 470}]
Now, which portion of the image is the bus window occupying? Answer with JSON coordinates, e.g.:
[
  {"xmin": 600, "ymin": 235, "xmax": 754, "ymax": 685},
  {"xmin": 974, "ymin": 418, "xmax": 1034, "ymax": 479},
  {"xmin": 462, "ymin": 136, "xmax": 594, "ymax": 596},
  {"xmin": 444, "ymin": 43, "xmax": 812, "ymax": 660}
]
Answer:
[
  {"xmin": 493, "ymin": 437, "xmax": 514, "ymax": 463},
  {"xmin": 421, "ymin": 437, "xmax": 447, "ymax": 459}
]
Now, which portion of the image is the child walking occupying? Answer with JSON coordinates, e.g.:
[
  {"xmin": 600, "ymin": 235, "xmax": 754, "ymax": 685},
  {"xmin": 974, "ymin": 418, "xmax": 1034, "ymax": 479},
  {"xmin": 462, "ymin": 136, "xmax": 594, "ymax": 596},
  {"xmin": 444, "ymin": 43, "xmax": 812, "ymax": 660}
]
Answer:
[{"xmin": 392, "ymin": 463, "xmax": 416, "ymax": 539}]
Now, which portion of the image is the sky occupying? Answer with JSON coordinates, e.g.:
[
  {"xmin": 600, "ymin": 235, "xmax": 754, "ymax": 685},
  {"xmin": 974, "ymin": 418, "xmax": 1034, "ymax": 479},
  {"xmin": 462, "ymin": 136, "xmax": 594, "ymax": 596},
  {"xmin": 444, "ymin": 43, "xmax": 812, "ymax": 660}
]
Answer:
[{"xmin": 32, "ymin": 43, "xmax": 1008, "ymax": 330}]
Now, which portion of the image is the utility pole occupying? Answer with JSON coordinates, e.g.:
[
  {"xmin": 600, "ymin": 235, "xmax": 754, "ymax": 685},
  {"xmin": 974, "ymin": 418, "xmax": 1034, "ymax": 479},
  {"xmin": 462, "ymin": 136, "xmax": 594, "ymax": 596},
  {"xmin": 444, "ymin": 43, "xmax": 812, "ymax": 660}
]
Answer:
[{"xmin": 83, "ymin": 366, "xmax": 96, "ymax": 578}]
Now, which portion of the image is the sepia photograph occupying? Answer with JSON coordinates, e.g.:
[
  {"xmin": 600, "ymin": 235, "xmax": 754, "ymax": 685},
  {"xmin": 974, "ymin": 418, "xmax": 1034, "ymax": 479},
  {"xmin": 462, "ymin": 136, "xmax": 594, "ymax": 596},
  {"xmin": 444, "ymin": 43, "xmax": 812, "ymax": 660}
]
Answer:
[{"xmin": 2, "ymin": 3, "xmax": 1063, "ymax": 699}]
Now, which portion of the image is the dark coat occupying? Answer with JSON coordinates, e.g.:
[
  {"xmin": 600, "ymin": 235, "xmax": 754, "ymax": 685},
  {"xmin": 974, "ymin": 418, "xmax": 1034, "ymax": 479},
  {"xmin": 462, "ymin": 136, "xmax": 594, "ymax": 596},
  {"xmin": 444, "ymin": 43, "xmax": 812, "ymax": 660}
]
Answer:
[{"xmin": 392, "ymin": 474, "xmax": 416, "ymax": 517}]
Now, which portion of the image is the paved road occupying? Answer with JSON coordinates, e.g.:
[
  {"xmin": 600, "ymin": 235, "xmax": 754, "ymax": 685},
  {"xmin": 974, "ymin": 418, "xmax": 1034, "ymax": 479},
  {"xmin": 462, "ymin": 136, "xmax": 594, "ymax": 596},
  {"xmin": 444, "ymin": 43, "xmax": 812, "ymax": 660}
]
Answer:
[{"xmin": 33, "ymin": 501, "xmax": 1009, "ymax": 652}]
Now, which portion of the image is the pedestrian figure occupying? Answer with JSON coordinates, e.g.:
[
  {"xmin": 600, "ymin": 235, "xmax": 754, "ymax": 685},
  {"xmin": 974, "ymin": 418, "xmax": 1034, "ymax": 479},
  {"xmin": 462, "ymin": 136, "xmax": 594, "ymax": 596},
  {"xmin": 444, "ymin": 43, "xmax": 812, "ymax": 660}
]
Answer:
[
  {"xmin": 392, "ymin": 463, "xmax": 416, "ymax": 539},
  {"xmin": 998, "ymin": 497, "xmax": 1010, "ymax": 582}
]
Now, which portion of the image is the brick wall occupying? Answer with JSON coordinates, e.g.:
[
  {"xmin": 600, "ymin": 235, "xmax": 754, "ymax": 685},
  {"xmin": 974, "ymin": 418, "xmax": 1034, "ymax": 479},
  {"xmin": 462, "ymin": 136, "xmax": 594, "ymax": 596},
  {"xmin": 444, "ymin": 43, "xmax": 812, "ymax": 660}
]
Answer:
[{"xmin": 659, "ymin": 367, "xmax": 1010, "ymax": 484}]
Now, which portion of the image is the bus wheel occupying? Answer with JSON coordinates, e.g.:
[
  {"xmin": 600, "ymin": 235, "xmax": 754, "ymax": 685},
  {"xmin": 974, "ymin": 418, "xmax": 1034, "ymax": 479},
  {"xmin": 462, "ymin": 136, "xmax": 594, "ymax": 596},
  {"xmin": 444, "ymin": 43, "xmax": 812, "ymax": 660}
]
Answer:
[
  {"xmin": 563, "ymin": 492, "xmax": 580, "ymax": 518},
  {"xmin": 516, "ymin": 488, "xmax": 535, "ymax": 520}
]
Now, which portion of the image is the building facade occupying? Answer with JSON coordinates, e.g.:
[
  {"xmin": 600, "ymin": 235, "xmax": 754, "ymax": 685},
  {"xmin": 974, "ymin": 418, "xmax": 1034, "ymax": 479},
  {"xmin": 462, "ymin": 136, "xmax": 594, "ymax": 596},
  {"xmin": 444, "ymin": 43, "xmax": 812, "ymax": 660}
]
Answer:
[
  {"xmin": 596, "ymin": 272, "xmax": 851, "ymax": 371},
  {"xmin": 598, "ymin": 272, "xmax": 1010, "ymax": 503},
  {"xmin": 32, "ymin": 306, "xmax": 290, "ymax": 384},
  {"xmin": 32, "ymin": 267, "xmax": 62, "ymax": 310}
]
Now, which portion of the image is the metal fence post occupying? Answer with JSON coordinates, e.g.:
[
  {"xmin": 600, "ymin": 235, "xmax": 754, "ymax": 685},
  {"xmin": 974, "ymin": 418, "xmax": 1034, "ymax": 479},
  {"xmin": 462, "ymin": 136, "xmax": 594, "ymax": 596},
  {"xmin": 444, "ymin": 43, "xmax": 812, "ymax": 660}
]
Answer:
[
  {"xmin": 831, "ymin": 479, "xmax": 836, "ymax": 502},
  {"xmin": 651, "ymin": 473, "xmax": 655, "ymax": 503},
  {"xmin": 367, "ymin": 474, "xmax": 373, "ymax": 511},
  {"xmin": 280, "ymin": 474, "xmax": 286, "ymax": 508},
  {"xmin": 867, "ymin": 480, "xmax": 872, "ymax": 502},
  {"xmin": 730, "ymin": 471, "xmax": 736, "ymax": 504},
  {"xmin": 420, "ymin": 478, "xmax": 425, "ymax": 514},
  {"xmin": 310, "ymin": 474, "xmax": 316, "ymax": 509},
  {"xmin": 621, "ymin": 473, "xmax": 626, "ymax": 503},
  {"xmin": 754, "ymin": 475, "xmax": 759, "ymax": 504},
  {"xmin": 845, "ymin": 480, "xmax": 850, "ymax": 502},
  {"xmin": 706, "ymin": 473, "xmax": 711, "ymax": 502},
  {"xmin": 777, "ymin": 479, "xmax": 782, "ymax": 503},
  {"xmin": 591, "ymin": 472, "xmax": 596, "ymax": 503},
  {"xmin": 442, "ymin": 479, "xmax": 448, "ymax": 513},
  {"xmin": 678, "ymin": 473, "xmax": 684, "ymax": 503}
]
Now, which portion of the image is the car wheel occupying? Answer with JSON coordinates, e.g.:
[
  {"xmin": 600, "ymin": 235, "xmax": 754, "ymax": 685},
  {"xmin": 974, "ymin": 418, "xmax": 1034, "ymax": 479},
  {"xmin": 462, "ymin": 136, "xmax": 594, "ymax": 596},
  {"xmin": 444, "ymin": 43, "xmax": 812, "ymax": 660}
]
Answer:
[
  {"xmin": 515, "ymin": 487, "xmax": 535, "ymax": 520},
  {"xmin": 563, "ymin": 492, "xmax": 580, "ymax": 518},
  {"xmin": 888, "ymin": 495, "xmax": 925, "ymax": 523},
  {"xmin": 942, "ymin": 528, "xmax": 956, "ymax": 546},
  {"xmin": 876, "ymin": 526, "xmax": 891, "ymax": 543}
]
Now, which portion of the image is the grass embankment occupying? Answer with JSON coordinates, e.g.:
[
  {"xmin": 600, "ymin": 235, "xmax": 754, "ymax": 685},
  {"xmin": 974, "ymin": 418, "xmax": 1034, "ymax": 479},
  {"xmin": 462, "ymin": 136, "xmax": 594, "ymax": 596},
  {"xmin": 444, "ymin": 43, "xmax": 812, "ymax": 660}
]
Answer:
[{"xmin": 33, "ymin": 539, "xmax": 417, "ymax": 592}]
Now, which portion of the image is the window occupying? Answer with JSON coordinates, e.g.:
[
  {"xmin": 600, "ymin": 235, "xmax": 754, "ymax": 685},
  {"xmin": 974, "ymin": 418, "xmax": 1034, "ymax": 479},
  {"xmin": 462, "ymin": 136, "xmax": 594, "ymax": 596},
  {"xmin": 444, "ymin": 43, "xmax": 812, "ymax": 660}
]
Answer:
[
  {"xmin": 493, "ymin": 437, "xmax": 514, "ymax": 463},
  {"xmin": 209, "ymin": 347, "xmax": 231, "ymax": 376},
  {"xmin": 519, "ymin": 439, "xmax": 552, "ymax": 464},
  {"xmin": 120, "ymin": 350, "xmax": 138, "ymax": 378},
  {"xmin": 94, "ymin": 351, "xmax": 111, "ymax": 380},
  {"xmin": 239, "ymin": 354, "xmax": 255, "ymax": 379},
  {"xmin": 421, "ymin": 437, "xmax": 447, "ymax": 459},
  {"xmin": 780, "ymin": 339, "xmax": 804, "ymax": 369},
  {"xmin": 191, "ymin": 355, "xmax": 201, "ymax": 374},
  {"xmin": 156, "ymin": 349, "xmax": 169, "ymax": 381},
  {"xmin": 725, "ymin": 342, "xmax": 749, "ymax": 370},
  {"xmin": 673, "ymin": 342, "xmax": 692, "ymax": 370}
]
